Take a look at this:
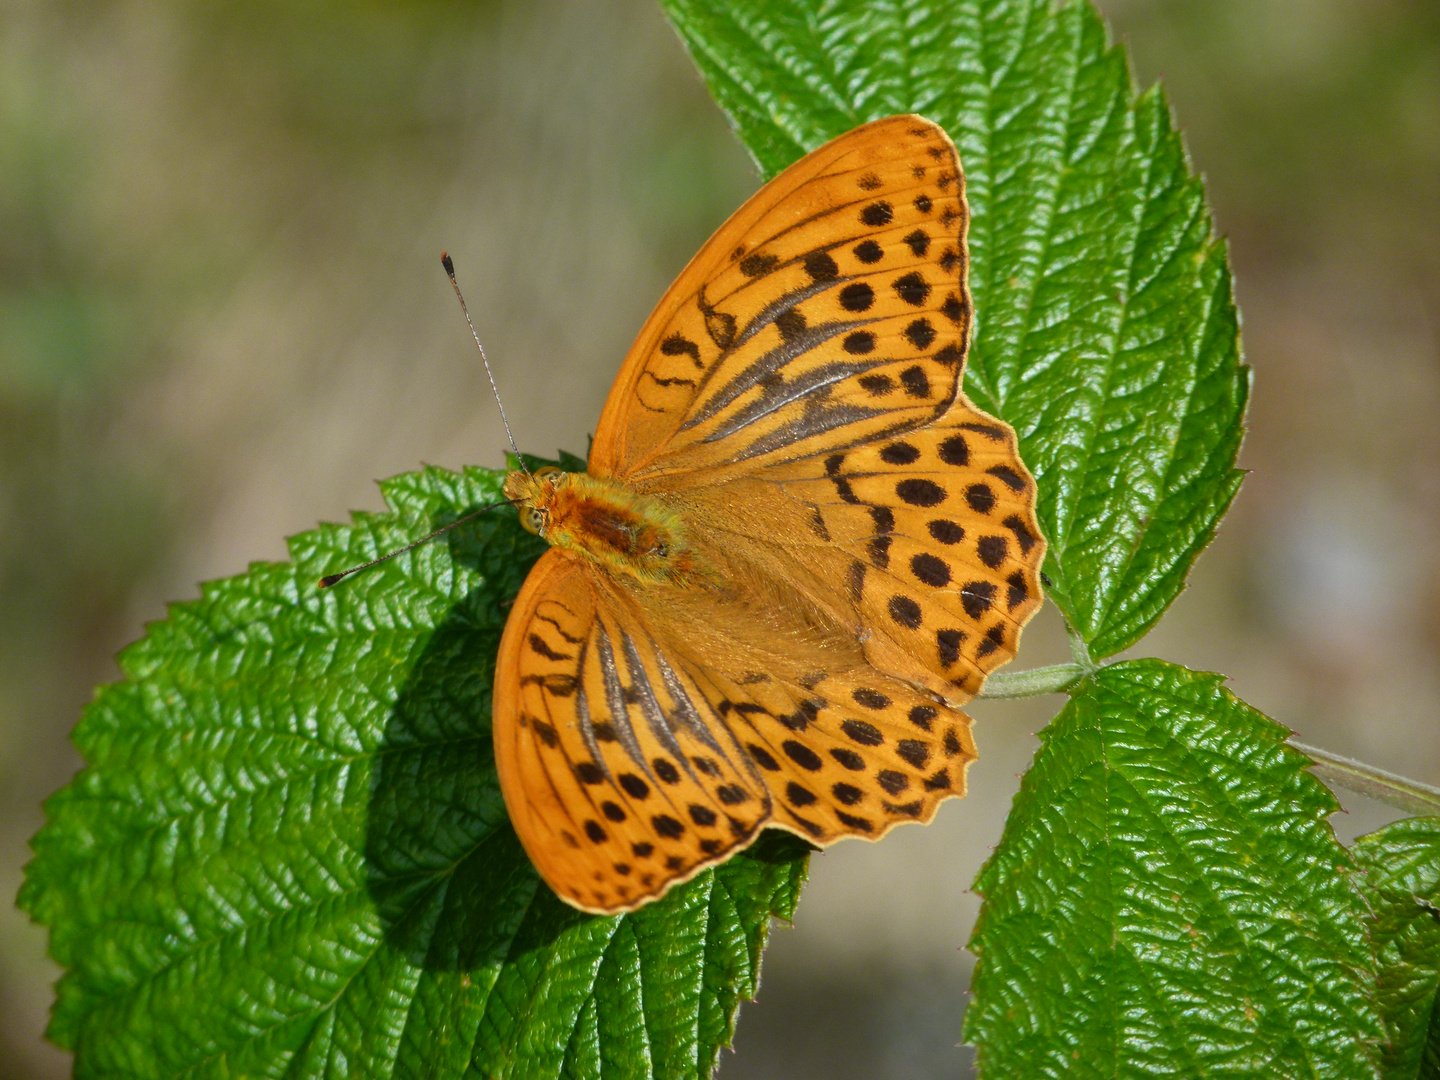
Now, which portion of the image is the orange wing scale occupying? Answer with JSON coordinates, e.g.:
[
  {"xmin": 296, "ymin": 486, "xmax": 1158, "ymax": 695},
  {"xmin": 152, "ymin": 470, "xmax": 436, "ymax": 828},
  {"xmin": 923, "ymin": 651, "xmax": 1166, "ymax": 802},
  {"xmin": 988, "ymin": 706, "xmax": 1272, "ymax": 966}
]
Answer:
[{"xmin": 494, "ymin": 115, "xmax": 1046, "ymax": 914}]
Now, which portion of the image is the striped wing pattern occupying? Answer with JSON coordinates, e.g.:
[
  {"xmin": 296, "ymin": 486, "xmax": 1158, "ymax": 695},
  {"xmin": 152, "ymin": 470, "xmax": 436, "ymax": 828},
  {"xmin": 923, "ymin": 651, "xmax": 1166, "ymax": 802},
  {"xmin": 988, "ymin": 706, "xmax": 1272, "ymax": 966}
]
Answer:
[
  {"xmin": 495, "ymin": 551, "xmax": 979, "ymax": 913},
  {"xmin": 590, "ymin": 115, "xmax": 972, "ymax": 485}
]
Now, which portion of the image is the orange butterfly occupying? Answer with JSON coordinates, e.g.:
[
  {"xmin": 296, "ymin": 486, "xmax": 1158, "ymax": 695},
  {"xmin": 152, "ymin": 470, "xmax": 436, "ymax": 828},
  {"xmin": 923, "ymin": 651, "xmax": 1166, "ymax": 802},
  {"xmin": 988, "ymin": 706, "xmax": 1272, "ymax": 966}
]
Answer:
[{"xmin": 494, "ymin": 115, "xmax": 1045, "ymax": 914}]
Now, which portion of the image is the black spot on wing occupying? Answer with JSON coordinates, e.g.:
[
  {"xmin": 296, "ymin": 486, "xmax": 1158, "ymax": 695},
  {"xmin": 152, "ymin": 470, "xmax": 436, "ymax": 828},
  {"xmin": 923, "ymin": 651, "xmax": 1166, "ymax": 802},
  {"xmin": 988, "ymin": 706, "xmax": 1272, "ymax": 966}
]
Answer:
[
  {"xmin": 934, "ymin": 343, "xmax": 964, "ymax": 367},
  {"xmin": 977, "ymin": 624, "xmax": 1007, "ymax": 658},
  {"xmin": 889, "ymin": 595, "xmax": 922, "ymax": 629},
  {"xmin": 900, "ymin": 366, "xmax": 931, "ymax": 398},
  {"xmin": 860, "ymin": 201, "xmax": 893, "ymax": 226},
  {"xmin": 937, "ymin": 434, "xmax": 968, "ymax": 466},
  {"xmin": 897, "ymin": 740, "xmax": 930, "ymax": 768},
  {"xmin": 842, "ymin": 719, "xmax": 884, "ymax": 746},
  {"xmin": 903, "ymin": 230, "xmax": 930, "ymax": 257},
  {"xmin": 844, "ymin": 331, "xmax": 876, "ymax": 354},
  {"xmin": 660, "ymin": 333, "xmax": 702, "ymax": 367},
  {"xmin": 961, "ymin": 581, "xmax": 997, "ymax": 619},
  {"xmin": 859, "ymin": 373, "xmax": 894, "ymax": 396},
  {"xmin": 927, "ymin": 519, "xmax": 964, "ymax": 544},
  {"xmin": 853, "ymin": 240, "xmax": 883, "ymax": 264},
  {"xmin": 763, "ymin": 299, "xmax": 803, "ymax": 338},
  {"xmin": 988, "ymin": 465, "xmax": 1027, "ymax": 492},
  {"xmin": 893, "ymin": 272, "xmax": 931, "ymax": 307},
  {"xmin": 618, "ymin": 773, "xmax": 650, "ymax": 800},
  {"xmin": 965, "ymin": 484, "xmax": 995, "ymax": 514},
  {"xmin": 936, "ymin": 628, "xmax": 964, "ymax": 667},
  {"xmin": 786, "ymin": 782, "xmax": 818, "ymax": 807},
  {"xmin": 977, "ymin": 535, "xmax": 1008, "ymax": 569},
  {"xmin": 804, "ymin": 251, "xmax": 839, "ymax": 281},
  {"xmin": 880, "ymin": 441, "xmax": 920, "ymax": 465},
  {"xmin": 852, "ymin": 688, "xmax": 890, "ymax": 710},
  {"xmin": 739, "ymin": 252, "xmax": 779, "ymax": 277},
  {"xmin": 575, "ymin": 761, "xmax": 605, "ymax": 784},
  {"xmin": 1003, "ymin": 515, "xmax": 1039, "ymax": 555},
  {"xmin": 703, "ymin": 308, "xmax": 736, "ymax": 349},
  {"xmin": 808, "ymin": 506, "xmax": 830, "ymax": 540},
  {"xmin": 747, "ymin": 743, "xmax": 781, "ymax": 771},
  {"xmin": 783, "ymin": 740, "xmax": 823, "ymax": 771},
  {"xmin": 897, "ymin": 478, "xmax": 945, "ymax": 506},
  {"xmin": 908, "ymin": 705, "xmax": 936, "ymax": 731},
  {"xmin": 839, "ymin": 283, "xmax": 874, "ymax": 312},
  {"xmin": 960, "ymin": 421, "xmax": 1007, "ymax": 440},
  {"xmin": 1007, "ymin": 570, "xmax": 1031, "ymax": 609},
  {"xmin": 904, "ymin": 318, "xmax": 936, "ymax": 350},
  {"xmin": 911, "ymin": 553, "xmax": 951, "ymax": 588}
]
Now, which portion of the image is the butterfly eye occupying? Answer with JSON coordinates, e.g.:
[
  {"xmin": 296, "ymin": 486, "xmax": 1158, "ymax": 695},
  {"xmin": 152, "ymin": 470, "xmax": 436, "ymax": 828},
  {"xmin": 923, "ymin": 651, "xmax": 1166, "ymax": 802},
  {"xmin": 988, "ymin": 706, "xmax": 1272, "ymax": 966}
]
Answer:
[
  {"xmin": 534, "ymin": 465, "xmax": 563, "ymax": 481},
  {"xmin": 520, "ymin": 507, "xmax": 546, "ymax": 536}
]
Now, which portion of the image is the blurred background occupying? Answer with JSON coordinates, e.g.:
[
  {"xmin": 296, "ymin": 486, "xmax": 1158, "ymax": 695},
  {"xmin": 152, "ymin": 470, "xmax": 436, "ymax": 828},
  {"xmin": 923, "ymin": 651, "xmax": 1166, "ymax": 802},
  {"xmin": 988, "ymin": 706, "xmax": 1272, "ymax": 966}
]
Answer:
[{"xmin": 0, "ymin": 0, "xmax": 1435, "ymax": 1075}]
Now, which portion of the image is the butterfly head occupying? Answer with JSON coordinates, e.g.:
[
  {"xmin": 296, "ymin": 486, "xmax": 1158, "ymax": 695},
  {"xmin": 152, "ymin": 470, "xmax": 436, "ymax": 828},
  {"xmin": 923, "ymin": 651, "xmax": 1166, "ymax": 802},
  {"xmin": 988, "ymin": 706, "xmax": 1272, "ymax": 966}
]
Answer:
[
  {"xmin": 504, "ymin": 465, "xmax": 563, "ymax": 537},
  {"xmin": 503, "ymin": 466, "xmax": 698, "ymax": 584}
]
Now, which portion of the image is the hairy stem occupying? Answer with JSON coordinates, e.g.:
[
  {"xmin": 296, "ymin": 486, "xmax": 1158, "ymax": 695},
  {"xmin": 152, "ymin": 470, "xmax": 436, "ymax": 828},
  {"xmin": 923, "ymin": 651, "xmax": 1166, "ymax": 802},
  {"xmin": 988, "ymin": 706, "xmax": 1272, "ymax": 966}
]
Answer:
[
  {"xmin": 1289, "ymin": 740, "xmax": 1440, "ymax": 817},
  {"xmin": 979, "ymin": 663, "xmax": 1089, "ymax": 699}
]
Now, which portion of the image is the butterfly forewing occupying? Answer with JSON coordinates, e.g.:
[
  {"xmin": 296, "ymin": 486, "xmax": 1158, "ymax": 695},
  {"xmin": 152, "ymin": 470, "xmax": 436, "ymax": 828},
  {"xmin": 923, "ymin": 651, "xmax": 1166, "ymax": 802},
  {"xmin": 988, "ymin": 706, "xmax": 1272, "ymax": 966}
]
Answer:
[
  {"xmin": 759, "ymin": 403, "xmax": 1046, "ymax": 701},
  {"xmin": 590, "ymin": 115, "xmax": 972, "ymax": 483}
]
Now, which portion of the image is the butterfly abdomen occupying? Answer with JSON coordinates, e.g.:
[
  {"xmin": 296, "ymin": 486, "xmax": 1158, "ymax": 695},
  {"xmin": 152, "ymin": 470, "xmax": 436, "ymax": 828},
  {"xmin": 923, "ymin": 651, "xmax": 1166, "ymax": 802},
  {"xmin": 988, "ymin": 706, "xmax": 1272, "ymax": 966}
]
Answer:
[{"xmin": 506, "ymin": 469, "xmax": 698, "ymax": 584}]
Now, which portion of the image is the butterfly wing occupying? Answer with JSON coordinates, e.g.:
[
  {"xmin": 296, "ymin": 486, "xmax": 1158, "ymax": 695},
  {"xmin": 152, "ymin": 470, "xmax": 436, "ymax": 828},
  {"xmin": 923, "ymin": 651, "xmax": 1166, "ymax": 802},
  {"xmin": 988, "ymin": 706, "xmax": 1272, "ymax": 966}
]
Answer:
[
  {"xmin": 494, "ymin": 548, "xmax": 772, "ymax": 913},
  {"xmin": 715, "ymin": 403, "xmax": 1046, "ymax": 702},
  {"xmin": 497, "ymin": 113, "xmax": 1045, "ymax": 913},
  {"xmin": 495, "ymin": 549, "xmax": 980, "ymax": 914},
  {"xmin": 584, "ymin": 112, "xmax": 1044, "ymax": 696},
  {"xmin": 589, "ymin": 114, "xmax": 972, "ymax": 483}
]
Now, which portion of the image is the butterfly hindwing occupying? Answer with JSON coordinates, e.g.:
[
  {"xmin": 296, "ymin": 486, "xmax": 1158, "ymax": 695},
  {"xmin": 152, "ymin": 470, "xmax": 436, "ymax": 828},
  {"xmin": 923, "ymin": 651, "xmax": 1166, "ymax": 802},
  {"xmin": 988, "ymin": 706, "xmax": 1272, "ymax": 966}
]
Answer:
[
  {"xmin": 495, "ymin": 550, "xmax": 772, "ymax": 914},
  {"xmin": 590, "ymin": 115, "xmax": 972, "ymax": 483},
  {"xmin": 690, "ymin": 663, "xmax": 978, "ymax": 843},
  {"xmin": 496, "ymin": 549, "xmax": 986, "ymax": 912}
]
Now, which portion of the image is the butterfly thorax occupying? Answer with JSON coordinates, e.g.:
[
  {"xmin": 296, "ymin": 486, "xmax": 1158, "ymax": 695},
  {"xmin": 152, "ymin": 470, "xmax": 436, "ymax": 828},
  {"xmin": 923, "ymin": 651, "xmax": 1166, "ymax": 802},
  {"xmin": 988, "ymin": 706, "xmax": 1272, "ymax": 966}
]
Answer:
[{"xmin": 504, "ymin": 469, "xmax": 700, "ymax": 584}]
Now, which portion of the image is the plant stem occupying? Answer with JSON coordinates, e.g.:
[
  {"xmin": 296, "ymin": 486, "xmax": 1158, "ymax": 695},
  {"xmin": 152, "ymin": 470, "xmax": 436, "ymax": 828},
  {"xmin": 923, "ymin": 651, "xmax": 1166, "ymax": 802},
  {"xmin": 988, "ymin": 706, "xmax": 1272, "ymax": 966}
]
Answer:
[
  {"xmin": 1066, "ymin": 621, "xmax": 1094, "ymax": 669},
  {"xmin": 978, "ymin": 663, "xmax": 1089, "ymax": 699},
  {"xmin": 979, "ymin": 615, "xmax": 1098, "ymax": 700},
  {"xmin": 1289, "ymin": 740, "xmax": 1440, "ymax": 817}
]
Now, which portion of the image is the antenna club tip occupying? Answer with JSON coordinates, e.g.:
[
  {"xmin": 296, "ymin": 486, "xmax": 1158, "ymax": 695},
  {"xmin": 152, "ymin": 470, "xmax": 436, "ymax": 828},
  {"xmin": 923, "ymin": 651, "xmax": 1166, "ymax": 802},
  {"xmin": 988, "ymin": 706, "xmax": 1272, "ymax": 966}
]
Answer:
[
  {"xmin": 318, "ymin": 574, "xmax": 343, "ymax": 589},
  {"xmin": 441, "ymin": 252, "xmax": 455, "ymax": 276}
]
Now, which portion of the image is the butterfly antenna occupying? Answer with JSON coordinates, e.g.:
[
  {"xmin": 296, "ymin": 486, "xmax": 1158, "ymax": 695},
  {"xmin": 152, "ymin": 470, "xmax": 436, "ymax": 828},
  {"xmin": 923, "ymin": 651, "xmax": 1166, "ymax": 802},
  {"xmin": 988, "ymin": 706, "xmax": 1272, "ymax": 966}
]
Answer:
[
  {"xmin": 317, "ymin": 498, "xmax": 519, "ymax": 589},
  {"xmin": 442, "ymin": 252, "xmax": 530, "ymax": 477}
]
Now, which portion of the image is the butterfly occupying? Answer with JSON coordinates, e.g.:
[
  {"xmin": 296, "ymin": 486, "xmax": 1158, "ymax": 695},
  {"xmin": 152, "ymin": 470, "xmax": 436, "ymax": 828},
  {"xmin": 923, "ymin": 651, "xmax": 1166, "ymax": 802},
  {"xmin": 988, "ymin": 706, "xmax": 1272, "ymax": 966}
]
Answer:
[{"xmin": 493, "ymin": 114, "xmax": 1045, "ymax": 914}]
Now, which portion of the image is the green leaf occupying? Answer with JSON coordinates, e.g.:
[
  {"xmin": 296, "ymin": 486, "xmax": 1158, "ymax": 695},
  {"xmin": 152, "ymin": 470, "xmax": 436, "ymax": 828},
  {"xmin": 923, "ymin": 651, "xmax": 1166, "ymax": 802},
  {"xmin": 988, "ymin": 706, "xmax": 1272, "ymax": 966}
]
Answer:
[
  {"xmin": 965, "ymin": 660, "xmax": 1382, "ymax": 1077},
  {"xmin": 660, "ymin": 0, "xmax": 1249, "ymax": 657},
  {"xmin": 1352, "ymin": 817, "xmax": 1440, "ymax": 1079},
  {"xmin": 19, "ymin": 464, "xmax": 809, "ymax": 1079}
]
